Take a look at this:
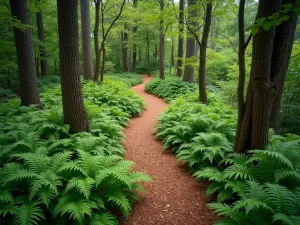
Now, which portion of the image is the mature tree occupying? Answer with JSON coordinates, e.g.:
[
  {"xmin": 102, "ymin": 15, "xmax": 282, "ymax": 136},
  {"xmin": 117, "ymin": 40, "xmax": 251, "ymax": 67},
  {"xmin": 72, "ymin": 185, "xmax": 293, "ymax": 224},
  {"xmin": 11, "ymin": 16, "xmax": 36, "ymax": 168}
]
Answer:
[
  {"xmin": 235, "ymin": 0, "xmax": 252, "ymax": 149},
  {"xmin": 236, "ymin": 0, "xmax": 298, "ymax": 153},
  {"xmin": 36, "ymin": 0, "xmax": 48, "ymax": 76},
  {"xmin": 94, "ymin": 0, "xmax": 101, "ymax": 81},
  {"xmin": 121, "ymin": 28, "xmax": 129, "ymax": 72},
  {"xmin": 132, "ymin": 0, "xmax": 138, "ymax": 72},
  {"xmin": 176, "ymin": 0, "xmax": 185, "ymax": 77},
  {"xmin": 198, "ymin": 2, "xmax": 212, "ymax": 103},
  {"xmin": 9, "ymin": 0, "xmax": 40, "ymax": 106},
  {"xmin": 80, "ymin": 0, "xmax": 94, "ymax": 80},
  {"xmin": 158, "ymin": 0, "xmax": 165, "ymax": 80},
  {"xmin": 183, "ymin": 0, "xmax": 197, "ymax": 83},
  {"xmin": 57, "ymin": 0, "xmax": 90, "ymax": 133}
]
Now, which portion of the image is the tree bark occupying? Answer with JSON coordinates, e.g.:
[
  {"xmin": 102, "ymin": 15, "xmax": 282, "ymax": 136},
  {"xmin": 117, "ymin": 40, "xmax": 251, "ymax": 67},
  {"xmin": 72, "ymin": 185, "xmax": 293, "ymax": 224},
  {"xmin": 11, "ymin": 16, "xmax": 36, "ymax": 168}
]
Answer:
[
  {"xmin": 147, "ymin": 29, "xmax": 151, "ymax": 76},
  {"xmin": 9, "ymin": 0, "xmax": 40, "ymax": 106},
  {"xmin": 236, "ymin": 0, "xmax": 296, "ymax": 152},
  {"xmin": 94, "ymin": 0, "xmax": 100, "ymax": 81},
  {"xmin": 235, "ymin": 0, "xmax": 249, "ymax": 149},
  {"xmin": 122, "ymin": 30, "xmax": 129, "ymax": 72},
  {"xmin": 198, "ymin": 3, "xmax": 212, "ymax": 104},
  {"xmin": 269, "ymin": 0, "xmax": 298, "ymax": 133},
  {"xmin": 132, "ymin": 0, "xmax": 138, "ymax": 73},
  {"xmin": 183, "ymin": 0, "xmax": 197, "ymax": 83},
  {"xmin": 176, "ymin": 0, "xmax": 184, "ymax": 77},
  {"xmin": 57, "ymin": 0, "xmax": 90, "ymax": 133},
  {"xmin": 159, "ymin": 0, "xmax": 165, "ymax": 80},
  {"xmin": 80, "ymin": 0, "xmax": 94, "ymax": 80},
  {"xmin": 36, "ymin": 1, "xmax": 48, "ymax": 76}
]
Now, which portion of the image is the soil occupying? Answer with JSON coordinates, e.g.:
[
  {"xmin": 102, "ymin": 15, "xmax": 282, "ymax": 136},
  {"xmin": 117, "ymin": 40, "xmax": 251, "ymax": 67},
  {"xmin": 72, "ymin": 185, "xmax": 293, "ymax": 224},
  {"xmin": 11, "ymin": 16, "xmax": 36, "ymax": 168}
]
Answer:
[{"xmin": 122, "ymin": 75, "xmax": 216, "ymax": 225}]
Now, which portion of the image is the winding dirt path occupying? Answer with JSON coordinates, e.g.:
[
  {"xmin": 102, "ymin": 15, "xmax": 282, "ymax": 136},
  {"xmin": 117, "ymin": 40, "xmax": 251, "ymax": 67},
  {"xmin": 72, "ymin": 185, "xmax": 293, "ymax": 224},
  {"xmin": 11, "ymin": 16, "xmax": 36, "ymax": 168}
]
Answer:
[{"xmin": 122, "ymin": 75, "xmax": 216, "ymax": 225}]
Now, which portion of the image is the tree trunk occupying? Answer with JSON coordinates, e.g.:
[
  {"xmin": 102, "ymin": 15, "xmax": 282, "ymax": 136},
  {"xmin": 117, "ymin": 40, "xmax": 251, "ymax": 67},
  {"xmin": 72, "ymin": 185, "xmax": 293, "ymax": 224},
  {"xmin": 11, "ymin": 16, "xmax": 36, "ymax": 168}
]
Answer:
[
  {"xmin": 138, "ymin": 47, "xmax": 142, "ymax": 62},
  {"xmin": 132, "ymin": 0, "xmax": 138, "ymax": 73},
  {"xmin": 235, "ymin": 0, "xmax": 297, "ymax": 152},
  {"xmin": 269, "ymin": 0, "xmax": 298, "ymax": 133},
  {"xmin": 235, "ymin": 0, "xmax": 248, "ymax": 149},
  {"xmin": 57, "ymin": 0, "xmax": 90, "ymax": 133},
  {"xmin": 36, "ymin": 1, "xmax": 48, "ymax": 76},
  {"xmin": 198, "ymin": 3, "xmax": 212, "ymax": 104},
  {"xmin": 100, "ymin": 43, "xmax": 105, "ymax": 82},
  {"xmin": 9, "ymin": 0, "xmax": 40, "ymax": 106},
  {"xmin": 183, "ymin": 0, "xmax": 197, "ymax": 83},
  {"xmin": 94, "ymin": 0, "xmax": 100, "ymax": 81},
  {"xmin": 122, "ymin": 30, "xmax": 129, "ymax": 72},
  {"xmin": 176, "ymin": 0, "xmax": 184, "ymax": 77},
  {"xmin": 147, "ymin": 30, "xmax": 150, "ymax": 76},
  {"xmin": 80, "ymin": 0, "xmax": 94, "ymax": 80},
  {"xmin": 159, "ymin": 0, "xmax": 165, "ymax": 80}
]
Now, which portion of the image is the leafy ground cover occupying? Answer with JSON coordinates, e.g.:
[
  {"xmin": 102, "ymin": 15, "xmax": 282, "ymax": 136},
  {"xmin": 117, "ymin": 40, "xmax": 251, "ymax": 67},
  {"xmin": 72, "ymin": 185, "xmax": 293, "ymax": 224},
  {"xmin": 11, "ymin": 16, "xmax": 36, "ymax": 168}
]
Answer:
[
  {"xmin": 0, "ymin": 75, "xmax": 151, "ymax": 225},
  {"xmin": 144, "ymin": 78, "xmax": 197, "ymax": 102},
  {"xmin": 149, "ymin": 79, "xmax": 300, "ymax": 225}
]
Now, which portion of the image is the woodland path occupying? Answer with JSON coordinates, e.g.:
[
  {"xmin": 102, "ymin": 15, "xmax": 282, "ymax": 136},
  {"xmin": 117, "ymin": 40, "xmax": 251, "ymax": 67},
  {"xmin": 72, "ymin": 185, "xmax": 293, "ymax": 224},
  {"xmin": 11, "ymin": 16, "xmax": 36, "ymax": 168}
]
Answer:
[{"xmin": 122, "ymin": 75, "xmax": 216, "ymax": 225}]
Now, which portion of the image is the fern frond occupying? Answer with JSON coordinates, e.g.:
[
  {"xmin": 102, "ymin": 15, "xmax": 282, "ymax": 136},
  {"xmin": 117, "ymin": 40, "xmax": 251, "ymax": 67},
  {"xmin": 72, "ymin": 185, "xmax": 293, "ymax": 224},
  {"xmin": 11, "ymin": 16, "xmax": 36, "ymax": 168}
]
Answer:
[
  {"xmin": 65, "ymin": 177, "xmax": 95, "ymax": 200},
  {"xmin": 90, "ymin": 213, "xmax": 117, "ymax": 225},
  {"xmin": 13, "ymin": 201, "xmax": 45, "ymax": 225}
]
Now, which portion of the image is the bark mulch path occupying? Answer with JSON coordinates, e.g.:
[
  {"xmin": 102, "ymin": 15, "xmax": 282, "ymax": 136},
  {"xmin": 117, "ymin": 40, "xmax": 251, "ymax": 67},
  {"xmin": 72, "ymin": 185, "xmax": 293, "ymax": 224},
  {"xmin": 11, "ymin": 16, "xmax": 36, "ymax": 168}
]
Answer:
[{"xmin": 122, "ymin": 75, "xmax": 216, "ymax": 225}]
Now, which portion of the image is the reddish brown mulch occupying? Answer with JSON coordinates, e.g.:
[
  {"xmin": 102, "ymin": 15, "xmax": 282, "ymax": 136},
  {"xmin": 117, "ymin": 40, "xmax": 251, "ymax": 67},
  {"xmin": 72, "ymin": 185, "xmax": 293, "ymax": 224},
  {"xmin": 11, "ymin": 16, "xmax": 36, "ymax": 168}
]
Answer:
[{"xmin": 122, "ymin": 75, "xmax": 216, "ymax": 225}]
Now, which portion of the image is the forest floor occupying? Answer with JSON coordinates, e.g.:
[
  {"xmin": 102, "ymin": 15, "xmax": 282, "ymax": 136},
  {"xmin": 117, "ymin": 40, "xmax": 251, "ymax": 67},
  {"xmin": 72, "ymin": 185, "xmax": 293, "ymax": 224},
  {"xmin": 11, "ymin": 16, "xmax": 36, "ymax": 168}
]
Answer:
[{"xmin": 122, "ymin": 75, "xmax": 216, "ymax": 225}]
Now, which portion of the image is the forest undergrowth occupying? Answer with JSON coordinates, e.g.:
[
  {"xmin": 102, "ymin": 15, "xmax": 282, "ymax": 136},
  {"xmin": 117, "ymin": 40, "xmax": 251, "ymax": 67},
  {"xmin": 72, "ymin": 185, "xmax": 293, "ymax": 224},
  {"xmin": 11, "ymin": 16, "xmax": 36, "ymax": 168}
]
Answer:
[
  {"xmin": 0, "ymin": 74, "xmax": 152, "ymax": 225},
  {"xmin": 146, "ymin": 78, "xmax": 300, "ymax": 225}
]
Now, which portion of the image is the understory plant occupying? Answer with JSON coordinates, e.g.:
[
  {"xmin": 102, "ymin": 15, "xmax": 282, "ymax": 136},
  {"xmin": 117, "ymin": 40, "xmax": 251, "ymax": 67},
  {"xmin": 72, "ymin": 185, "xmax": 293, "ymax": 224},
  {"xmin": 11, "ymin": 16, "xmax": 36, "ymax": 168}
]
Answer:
[
  {"xmin": 152, "ymin": 82, "xmax": 300, "ymax": 225},
  {"xmin": 0, "ymin": 77, "xmax": 150, "ymax": 225},
  {"xmin": 145, "ymin": 78, "xmax": 197, "ymax": 102}
]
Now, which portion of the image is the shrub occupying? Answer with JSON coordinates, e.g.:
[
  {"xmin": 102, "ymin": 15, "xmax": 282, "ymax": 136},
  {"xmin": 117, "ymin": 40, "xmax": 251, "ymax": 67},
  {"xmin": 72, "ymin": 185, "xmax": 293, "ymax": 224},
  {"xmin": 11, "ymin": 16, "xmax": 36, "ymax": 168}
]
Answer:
[
  {"xmin": 0, "ymin": 78, "xmax": 150, "ymax": 225},
  {"xmin": 145, "ymin": 78, "xmax": 197, "ymax": 102},
  {"xmin": 106, "ymin": 73, "xmax": 143, "ymax": 87}
]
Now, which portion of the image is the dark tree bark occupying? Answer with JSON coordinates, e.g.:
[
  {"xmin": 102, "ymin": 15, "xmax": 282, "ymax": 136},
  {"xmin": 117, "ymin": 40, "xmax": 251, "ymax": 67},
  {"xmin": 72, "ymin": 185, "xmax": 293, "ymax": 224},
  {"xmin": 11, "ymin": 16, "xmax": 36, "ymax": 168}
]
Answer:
[
  {"xmin": 138, "ymin": 47, "xmax": 142, "ymax": 62},
  {"xmin": 146, "ymin": 29, "xmax": 151, "ymax": 76},
  {"xmin": 9, "ymin": 0, "xmax": 40, "ymax": 106},
  {"xmin": 57, "ymin": 0, "xmax": 90, "ymax": 133},
  {"xmin": 36, "ymin": 0, "xmax": 48, "ymax": 76},
  {"xmin": 80, "ymin": 0, "xmax": 94, "ymax": 80},
  {"xmin": 170, "ymin": 37, "xmax": 174, "ymax": 74},
  {"xmin": 183, "ymin": 0, "xmax": 197, "ymax": 83},
  {"xmin": 158, "ymin": 0, "xmax": 165, "ymax": 80},
  {"xmin": 198, "ymin": 3, "xmax": 212, "ymax": 104},
  {"xmin": 236, "ymin": 0, "xmax": 297, "ymax": 152},
  {"xmin": 269, "ymin": 0, "xmax": 298, "ymax": 133},
  {"xmin": 176, "ymin": 0, "xmax": 184, "ymax": 77},
  {"xmin": 94, "ymin": 0, "xmax": 100, "ymax": 81},
  {"xmin": 121, "ymin": 30, "xmax": 129, "ymax": 72},
  {"xmin": 132, "ymin": 0, "xmax": 138, "ymax": 72},
  {"xmin": 235, "ymin": 0, "xmax": 252, "ymax": 149}
]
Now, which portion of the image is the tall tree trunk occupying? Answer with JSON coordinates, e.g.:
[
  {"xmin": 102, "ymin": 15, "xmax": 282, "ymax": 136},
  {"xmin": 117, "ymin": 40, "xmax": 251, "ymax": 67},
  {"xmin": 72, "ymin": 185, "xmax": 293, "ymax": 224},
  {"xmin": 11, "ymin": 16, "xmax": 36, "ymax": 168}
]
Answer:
[
  {"xmin": 235, "ymin": 0, "xmax": 250, "ymax": 149},
  {"xmin": 9, "ymin": 0, "xmax": 40, "ymax": 106},
  {"xmin": 138, "ymin": 47, "xmax": 142, "ymax": 62},
  {"xmin": 183, "ymin": 0, "xmax": 197, "ymax": 83},
  {"xmin": 36, "ymin": 1, "xmax": 48, "ymax": 76},
  {"xmin": 80, "ymin": 0, "xmax": 94, "ymax": 80},
  {"xmin": 235, "ymin": 0, "xmax": 298, "ymax": 152},
  {"xmin": 94, "ymin": 0, "xmax": 100, "ymax": 81},
  {"xmin": 122, "ymin": 30, "xmax": 129, "ymax": 72},
  {"xmin": 132, "ymin": 0, "xmax": 138, "ymax": 73},
  {"xmin": 170, "ymin": 37, "xmax": 174, "ymax": 74},
  {"xmin": 100, "ymin": 43, "xmax": 105, "ymax": 82},
  {"xmin": 198, "ymin": 3, "xmax": 212, "ymax": 104},
  {"xmin": 159, "ymin": 0, "xmax": 165, "ymax": 80},
  {"xmin": 269, "ymin": 0, "xmax": 298, "ymax": 133},
  {"xmin": 147, "ymin": 29, "xmax": 150, "ymax": 76},
  {"xmin": 57, "ymin": 0, "xmax": 90, "ymax": 133},
  {"xmin": 176, "ymin": 0, "xmax": 184, "ymax": 77}
]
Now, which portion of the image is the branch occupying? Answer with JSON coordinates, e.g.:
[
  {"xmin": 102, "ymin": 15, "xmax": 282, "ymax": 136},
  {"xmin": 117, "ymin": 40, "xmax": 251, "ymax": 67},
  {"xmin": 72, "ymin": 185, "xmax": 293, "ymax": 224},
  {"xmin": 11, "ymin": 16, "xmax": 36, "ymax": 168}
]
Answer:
[
  {"xmin": 99, "ymin": 0, "xmax": 126, "ymax": 53},
  {"xmin": 2, "ymin": 0, "xmax": 10, "ymax": 10},
  {"xmin": 291, "ymin": 52, "xmax": 300, "ymax": 58},
  {"xmin": 243, "ymin": 34, "xmax": 252, "ymax": 49},
  {"xmin": 216, "ymin": 31, "xmax": 238, "ymax": 54}
]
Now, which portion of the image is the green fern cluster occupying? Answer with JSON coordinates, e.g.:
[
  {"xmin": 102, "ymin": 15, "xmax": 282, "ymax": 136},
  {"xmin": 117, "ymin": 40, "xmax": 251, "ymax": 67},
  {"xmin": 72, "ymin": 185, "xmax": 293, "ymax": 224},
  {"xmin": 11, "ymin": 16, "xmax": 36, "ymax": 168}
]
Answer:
[
  {"xmin": 156, "ymin": 92, "xmax": 236, "ymax": 170},
  {"xmin": 195, "ymin": 135, "xmax": 300, "ymax": 224},
  {"xmin": 105, "ymin": 73, "xmax": 143, "ymax": 87},
  {"xmin": 0, "ymin": 78, "xmax": 151, "ymax": 224},
  {"xmin": 144, "ymin": 78, "xmax": 197, "ymax": 102}
]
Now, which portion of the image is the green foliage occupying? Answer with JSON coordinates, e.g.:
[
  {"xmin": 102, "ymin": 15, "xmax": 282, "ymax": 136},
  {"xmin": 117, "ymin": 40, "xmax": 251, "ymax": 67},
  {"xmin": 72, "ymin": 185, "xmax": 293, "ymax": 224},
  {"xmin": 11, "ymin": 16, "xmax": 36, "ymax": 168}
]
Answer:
[
  {"xmin": 105, "ymin": 73, "xmax": 143, "ymax": 87},
  {"xmin": 145, "ymin": 78, "xmax": 197, "ymax": 102},
  {"xmin": 0, "ymin": 78, "xmax": 150, "ymax": 224}
]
